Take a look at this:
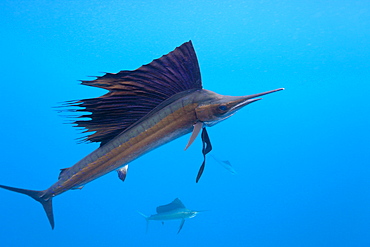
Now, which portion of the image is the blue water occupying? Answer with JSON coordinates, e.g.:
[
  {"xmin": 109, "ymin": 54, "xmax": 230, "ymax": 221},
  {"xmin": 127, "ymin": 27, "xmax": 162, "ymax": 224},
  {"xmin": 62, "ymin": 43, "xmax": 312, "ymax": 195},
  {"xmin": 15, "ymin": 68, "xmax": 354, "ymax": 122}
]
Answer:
[{"xmin": 1, "ymin": 1, "xmax": 369, "ymax": 246}]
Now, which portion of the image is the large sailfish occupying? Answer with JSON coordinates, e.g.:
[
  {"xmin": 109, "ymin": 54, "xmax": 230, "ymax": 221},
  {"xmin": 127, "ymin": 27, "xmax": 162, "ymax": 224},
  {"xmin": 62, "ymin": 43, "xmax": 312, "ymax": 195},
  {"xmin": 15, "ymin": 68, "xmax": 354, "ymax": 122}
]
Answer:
[{"xmin": 0, "ymin": 41, "xmax": 283, "ymax": 229}]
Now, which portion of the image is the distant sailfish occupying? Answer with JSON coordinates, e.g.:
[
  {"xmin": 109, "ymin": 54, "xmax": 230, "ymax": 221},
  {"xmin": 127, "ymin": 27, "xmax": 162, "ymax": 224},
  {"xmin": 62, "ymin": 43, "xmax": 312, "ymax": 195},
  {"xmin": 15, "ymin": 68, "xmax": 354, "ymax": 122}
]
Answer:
[
  {"xmin": 138, "ymin": 198, "xmax": 201, "ymax": 234},
  {"xmin": 211, "ymin": 155, "xmax": 237, "ymax": 175},
  {"xmin": 0, "ymin": 41, "xmax": 284, "ymax": 229}
]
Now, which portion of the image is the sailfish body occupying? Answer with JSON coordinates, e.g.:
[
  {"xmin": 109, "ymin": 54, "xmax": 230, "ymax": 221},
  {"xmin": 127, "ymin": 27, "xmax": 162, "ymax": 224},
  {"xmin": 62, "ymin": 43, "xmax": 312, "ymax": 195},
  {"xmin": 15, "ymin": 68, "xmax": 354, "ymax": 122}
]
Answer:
[
  {"xmin": 139, "ymin": 198, "xmax": 201, "ymax": 234},
  {"xmin": 0, "ymin": 41, "xmax": 283, "ymax": 229}
]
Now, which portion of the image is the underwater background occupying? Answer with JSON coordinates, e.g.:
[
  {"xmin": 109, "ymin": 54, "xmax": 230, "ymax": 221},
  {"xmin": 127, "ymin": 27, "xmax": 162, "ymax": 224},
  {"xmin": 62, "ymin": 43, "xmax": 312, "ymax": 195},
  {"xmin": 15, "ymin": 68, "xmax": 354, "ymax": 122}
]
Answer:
[{"xmin": 0, "ymin": 1, "xmax": 369, "ymax": 246}]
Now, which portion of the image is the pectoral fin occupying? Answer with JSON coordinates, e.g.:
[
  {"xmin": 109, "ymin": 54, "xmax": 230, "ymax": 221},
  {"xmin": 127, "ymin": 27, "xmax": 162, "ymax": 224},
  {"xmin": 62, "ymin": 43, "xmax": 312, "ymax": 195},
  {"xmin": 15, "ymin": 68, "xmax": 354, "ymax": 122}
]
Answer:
[
  {"xmin": 177, "ymin": 219, "xmax": 186, "ymax": 234},
  {"xmin": 184, "ymin": 122, "xmax": 203, "ymax": 150},
  {"xmin": 196, "ymin": 127, "xmax": 212, "ymax": 183}
]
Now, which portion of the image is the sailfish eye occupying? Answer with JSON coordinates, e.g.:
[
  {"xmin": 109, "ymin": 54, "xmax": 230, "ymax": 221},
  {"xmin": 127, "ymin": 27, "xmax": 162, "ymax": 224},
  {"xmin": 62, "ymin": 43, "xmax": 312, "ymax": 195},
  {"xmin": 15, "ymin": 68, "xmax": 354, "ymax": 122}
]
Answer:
[{"xmin": 218, "ymin": 105, "xmax": 228, "ymax": 111}]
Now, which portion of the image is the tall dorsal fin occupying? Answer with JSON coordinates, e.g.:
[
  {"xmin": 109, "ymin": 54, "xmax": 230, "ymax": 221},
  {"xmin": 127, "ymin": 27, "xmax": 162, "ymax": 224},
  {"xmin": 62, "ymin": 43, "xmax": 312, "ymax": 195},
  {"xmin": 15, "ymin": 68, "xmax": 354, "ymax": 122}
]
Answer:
[
  {"xmin": 66, "ymin": 41, "xmax": 202, "ymax": 145},
  {"xmin": 156, "ymin": 198, "xmax": 186, "ymax": 213}
]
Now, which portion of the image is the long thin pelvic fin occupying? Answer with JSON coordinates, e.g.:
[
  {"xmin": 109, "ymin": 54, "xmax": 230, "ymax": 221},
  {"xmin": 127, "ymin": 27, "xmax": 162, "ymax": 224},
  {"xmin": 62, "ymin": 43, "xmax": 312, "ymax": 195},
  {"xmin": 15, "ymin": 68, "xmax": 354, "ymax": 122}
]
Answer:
[
  {"xmin": 196, "ymin": 128, "xmax": 212, "ymax": 183},
  {"xmin": 0, "ymin": 185, "xmax": 54, "ymax": 229},
  {"xmin": 178, "ymin": 219, "xmax": 186, "ymax": 234},
  {"xmin": 184, "ymin": 122, "xmax": 203, "ymax": 150}
]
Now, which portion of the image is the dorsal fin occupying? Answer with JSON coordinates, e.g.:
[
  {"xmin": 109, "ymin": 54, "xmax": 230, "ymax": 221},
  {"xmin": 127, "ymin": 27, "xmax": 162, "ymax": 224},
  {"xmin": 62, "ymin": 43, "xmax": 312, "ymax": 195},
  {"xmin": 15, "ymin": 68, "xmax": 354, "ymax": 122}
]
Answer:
[
  {"xmin": 156, "ymin": 198, "xmax": 186, "ymax": 213},
  {"xmin": 66, "ymin": 41, "xmax": 202, "ymax": 145}
]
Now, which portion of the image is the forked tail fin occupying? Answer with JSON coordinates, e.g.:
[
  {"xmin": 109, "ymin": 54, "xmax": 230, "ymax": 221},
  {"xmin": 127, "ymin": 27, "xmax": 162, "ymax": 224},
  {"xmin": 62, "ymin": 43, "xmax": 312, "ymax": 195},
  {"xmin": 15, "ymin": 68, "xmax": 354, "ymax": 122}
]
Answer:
[
  {"xmin": 137, "ymin": 211, "xmax": 149, "ymax": 233},
  {"xmin": 0, "ymin": 185, "xmax": 54, "ymax": 229}
]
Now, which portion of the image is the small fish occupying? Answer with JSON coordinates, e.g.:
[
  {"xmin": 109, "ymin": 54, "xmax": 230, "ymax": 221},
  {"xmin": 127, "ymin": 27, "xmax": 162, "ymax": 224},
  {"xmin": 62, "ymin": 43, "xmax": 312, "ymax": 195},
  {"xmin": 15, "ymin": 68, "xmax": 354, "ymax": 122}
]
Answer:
[
  {"xmin": 138, "ymin": 198, "xmax": 202, "ymax": 234},
  {"xmin": 0, "ymin": 41, "xmax": 284, "ymax": 229},
  {"xmin": 116, "ymin": 164, "xmax": 129, "ymax": 182}
]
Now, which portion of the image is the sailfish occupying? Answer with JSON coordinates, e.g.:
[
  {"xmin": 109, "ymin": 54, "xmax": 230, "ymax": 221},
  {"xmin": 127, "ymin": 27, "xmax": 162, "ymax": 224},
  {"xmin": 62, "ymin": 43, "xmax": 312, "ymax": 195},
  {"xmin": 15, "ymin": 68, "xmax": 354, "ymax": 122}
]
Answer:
[
  {"xmin": 138, "ymin": 198, "xmax": 202, "ymax": 234},
  {"xmin": 0, "ymin": 41, "xmax": 283, "ymax": 229}
]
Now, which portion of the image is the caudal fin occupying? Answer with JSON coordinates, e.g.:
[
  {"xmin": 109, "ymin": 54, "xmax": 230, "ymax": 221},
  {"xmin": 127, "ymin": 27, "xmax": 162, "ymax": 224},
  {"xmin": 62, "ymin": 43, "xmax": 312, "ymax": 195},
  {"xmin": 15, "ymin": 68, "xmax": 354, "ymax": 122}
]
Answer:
[
  {"xmin": 0, "ymin": 185, "xmax": 54, "ymax": 229},
  {"xmin": 137, "ymin": 211, "xmax": 149, "ymax": 233}
]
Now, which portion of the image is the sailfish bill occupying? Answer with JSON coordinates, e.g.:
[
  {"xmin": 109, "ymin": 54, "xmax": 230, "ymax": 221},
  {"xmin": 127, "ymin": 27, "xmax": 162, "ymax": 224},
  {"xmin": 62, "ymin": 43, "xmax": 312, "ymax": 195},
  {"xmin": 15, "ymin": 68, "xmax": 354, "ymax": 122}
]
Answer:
[{"xmin": 0, "ymin": 41, "xmax": 284, "ymax": 228}]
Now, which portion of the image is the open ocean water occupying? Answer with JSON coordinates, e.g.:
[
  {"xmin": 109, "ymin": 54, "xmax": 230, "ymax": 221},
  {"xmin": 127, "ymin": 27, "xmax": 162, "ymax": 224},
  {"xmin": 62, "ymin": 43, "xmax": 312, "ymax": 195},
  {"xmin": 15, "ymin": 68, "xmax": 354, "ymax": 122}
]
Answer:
[{"xmin": 0, "ymin": 1, "xmax": 369, "ymax": 246}]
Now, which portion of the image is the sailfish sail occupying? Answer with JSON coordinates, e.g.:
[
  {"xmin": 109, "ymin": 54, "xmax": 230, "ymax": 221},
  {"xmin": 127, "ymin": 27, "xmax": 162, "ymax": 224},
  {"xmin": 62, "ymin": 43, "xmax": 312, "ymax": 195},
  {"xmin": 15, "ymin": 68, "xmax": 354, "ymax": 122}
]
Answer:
[{"xmin": 66, "ymin": 41, "xmax": 202, "ymax": 146}]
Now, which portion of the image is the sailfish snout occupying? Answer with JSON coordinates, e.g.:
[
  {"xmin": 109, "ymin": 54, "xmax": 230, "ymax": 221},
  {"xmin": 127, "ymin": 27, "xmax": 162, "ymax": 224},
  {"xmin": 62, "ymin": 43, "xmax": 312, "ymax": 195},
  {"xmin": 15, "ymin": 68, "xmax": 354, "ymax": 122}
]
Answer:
[
  {"xmin": 230, "ymin": 87, "xmax": 285, "ymax": 112},
  {"xmin": 196, "ymin": 88, "xmax": 284, "ymax": 126}
]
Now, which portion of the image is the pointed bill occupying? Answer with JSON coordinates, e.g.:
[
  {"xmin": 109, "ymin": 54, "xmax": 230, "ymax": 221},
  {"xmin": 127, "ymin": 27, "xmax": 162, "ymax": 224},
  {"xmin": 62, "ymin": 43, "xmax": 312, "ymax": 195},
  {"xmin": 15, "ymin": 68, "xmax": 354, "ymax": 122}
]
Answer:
[{"xmin": 229, "ymin": 88, "xmax": 285, "ymax": 113}]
